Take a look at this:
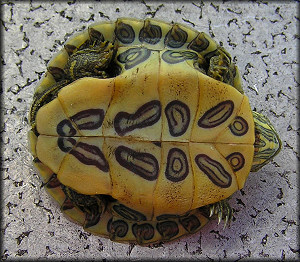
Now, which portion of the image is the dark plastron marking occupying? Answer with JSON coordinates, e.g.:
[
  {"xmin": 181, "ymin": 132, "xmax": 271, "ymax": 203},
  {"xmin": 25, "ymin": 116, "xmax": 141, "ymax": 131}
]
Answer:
[
  {"xmin": 115, "ymin": 22, "xmax": 135, "ymax": 44},
  {"xmin": 113, "ymin": 204, "xmax": 146, "ymax": 221},
  {"xmin": 161, "ymin": 50, "xmax": 198, "ymax": 64},
  {"xmin": 69, "ymin": 142, "xmax": 109, "ymax": 172},
  {"xmin": 165, "ymin": 100, "xmax": 190, "ymax": 137},
  {"xmin": 195, "ymin": 154, "xmax": 232, "ymax": 188},
  {"xmin": 156, "ymin": 221, "xmax": 179, "ymax": 239},
  {"xmin": 165, "ymin": 25, "xmax": 188, "ymax": 48},
  {"xmin": 57, "ymin": 137, "xmax": 109, "ymax": 172},
  {"xmin": 114, "ymin": 100, "xmax": 161, "ymax": 136},
  {"xmin": 139, "ymin": 21, "xmax": 162, "ymax": 45},
  {"xmin": 132, "ymin": 223, "xmax": 155, "ymax": 241},
  {"xmin": 107, "ymin": 218, "xmax": 128, "ymax": 238},
  {"xmin": 70, "ymin": 109, "xmax": 105, "ymax": 131},
  {"xmin": 165, "ymin": 148, "xmax": 189, "ymax": 182},
  {"xmin": 57, "ymin": 120, "xmax": 77, "ymax": 137},
  {"xmin": 156, "ymin": 213, "xmax": 181, "ymax": 221},
  {"xmin": 56, "ymin": 109, "xmax": 104, "ymax": 136},
  {"xmin": 47, "ymin": 66, "xmax": 67, "ymax": 82},
  {"xmin": 229, "ymin": 116, "xmax": 249, "ymax": 136},
  {"xmin": 198, "ymin": 100, "xmax": 234, "ymax": 128},
  {"xmin": 188, "ymin": 32, "xmax": 210, "ymax": 53},
  {"xmin": 226, "ymin": 152, "xmax": 245, "ymax": 172},
  {"xmin": 179, "ymin": 214, "xmax": 201, "ymax": 233},
  {"xmin": 115, "ymin": 146, "xmax": 159, "ymax": 181},
  {"xmin": 58, "ymin": 137, "xmax": 77, "ymax": 153},
  {"xmin": 117, "ymin": 47, "xmax": 151, "ymax": 70}
]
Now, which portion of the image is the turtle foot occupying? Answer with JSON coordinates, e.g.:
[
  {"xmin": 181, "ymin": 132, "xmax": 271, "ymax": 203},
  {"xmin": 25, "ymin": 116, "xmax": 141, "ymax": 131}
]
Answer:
[{"xmin": 208, "ymin": 199, "xmax": 233, "ymax": 229}]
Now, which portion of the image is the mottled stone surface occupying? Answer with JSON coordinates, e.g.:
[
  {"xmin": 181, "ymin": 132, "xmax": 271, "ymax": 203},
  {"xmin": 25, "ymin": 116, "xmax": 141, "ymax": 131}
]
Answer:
[{"xmin": 1, "ymin": 1, "xmax": 299, "ymax": 260}]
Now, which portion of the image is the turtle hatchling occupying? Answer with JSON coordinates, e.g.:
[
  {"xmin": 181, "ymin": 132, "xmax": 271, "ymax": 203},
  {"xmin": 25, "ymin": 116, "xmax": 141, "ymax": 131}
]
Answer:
[{"xmin": 28, "ymin": 18, "xmax": 282, "ymax": 245}]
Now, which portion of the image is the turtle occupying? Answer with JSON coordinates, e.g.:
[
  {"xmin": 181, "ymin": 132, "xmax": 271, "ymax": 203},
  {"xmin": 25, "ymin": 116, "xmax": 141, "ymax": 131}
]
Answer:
[{"xmin": 28, "ymin": 18, "xmax": 282, "ymax": 245}]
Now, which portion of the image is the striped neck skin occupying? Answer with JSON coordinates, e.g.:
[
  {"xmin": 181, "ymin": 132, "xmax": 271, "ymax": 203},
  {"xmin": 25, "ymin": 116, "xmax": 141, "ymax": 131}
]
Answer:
[{"xmin": 251, "ymin": 111, "xmax": 282, "ymax": 172}]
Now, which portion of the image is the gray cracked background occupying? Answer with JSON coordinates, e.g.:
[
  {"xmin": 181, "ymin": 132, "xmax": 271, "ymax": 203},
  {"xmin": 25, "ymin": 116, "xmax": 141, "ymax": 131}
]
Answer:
[{"xmin": 1, "ymin": 0, "xmax": 299, "ymax": 261}]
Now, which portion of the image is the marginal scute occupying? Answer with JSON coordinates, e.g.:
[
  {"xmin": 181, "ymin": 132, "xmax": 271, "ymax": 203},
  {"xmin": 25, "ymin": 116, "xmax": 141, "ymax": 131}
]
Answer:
[
  {"xmin": 108, "ymin": 218, "xmax": 129, "ymax": 238},
  {"xmin": 115, "ymin": 21, "xmax": 135, "ymax": 44},
  {"xmin": 188, "ymin": 32, "xmax": 210, "ymax": 52},
  {"xmin": 139, "ymin": 20, "xmax": 162, "ymax": 45},
  {"xmin": 165, "ymin": 24, "xmax": 188, "ymax": 48},
  {"xmin": 179, "ymin": 214, "xmax": 201, "ymax": 233},
  {"xmin": 132, "ymin": 223, "xmax": 155, "ymax": 241},
  {"xmin": 156, "ymin": 221, "xmax": 179, "ymax": 239}
]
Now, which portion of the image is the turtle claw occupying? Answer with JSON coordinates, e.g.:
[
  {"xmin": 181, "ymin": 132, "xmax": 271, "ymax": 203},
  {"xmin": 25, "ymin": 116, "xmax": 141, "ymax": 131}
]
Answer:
[{"xmin": 208, "ymin": 200, "xmax": 233, "ymax": 229}]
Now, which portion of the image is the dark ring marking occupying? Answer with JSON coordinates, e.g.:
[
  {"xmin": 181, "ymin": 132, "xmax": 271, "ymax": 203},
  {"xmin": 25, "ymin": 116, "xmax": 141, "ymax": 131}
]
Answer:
[
  {"xmin": 132, "ymin": 223, "xmax": 155, "ymax": 241},
  {"xmin": 198, "ymin": 100, "xmax": 234, "ymax": 129},
  {"xmin": 57, "ymin": 119, "xmax": 77, "ymax": 136},
  {"xmin": 179, "ymin": 214, "xmax": 201, "ymax": 233},
  {"xmin": 47, "ymin": 66, "xmax": 66, "ymax": 82},
  {"xmin": 195, "ymin": 154, "xmax": 232, "ymax": 188},
  {"xmin": 117, "ymin": 47, "xmax": 151, "ymax": 70},
  {"xmin": 71, "ymin": 109, "xmax": 104, "ymax": 131},
  {"xmin": 162, "ymin": 50, "xmax": 198, "ymax": 64},
  {"xmin": 58, "ymin": 137, "xmax": 77, "ymax": 152},
  {"xmin": 113, "ymin": 204, "xmax": 146, "ymax": 221},
  {"xmin": 115, "ymin": 146, "xmax": 159, "ymax": 181},
  {"xmin": 229, "ymin": 116, "xmax": 249, "ymax": 136},
  {"xmin": 165, "ymin": 100, "xmax": 190, "ymax": 137},
  {"xmin": 69, "ymin": 141, "xmax": 109, "ymax": 172},
  {"xmin": 156, "ymin": 221, "xmax": 179, "ymax": 239},
  {"xmin": 115, "ymin": 22, "xmax": 135, "ymax": 44},
  {"xmin": 156, "ymin": 214, "xmax": 180, "ymax": 221},
  {"xmin": 165, "ymin": 25, "xmax": 188, "ymax": 48},
  {"xmin": 139, "ymin": 22, "xmax": 162, "ymax": 45},
  {"xmin": 107, "ymin": 218, "xmax": 128, "ymax": 238},
  {"xmin": 226, "ymin": 152, "xmax": 245, "ymax": 172},
  {"xmin": 188, "ymin": 32, "xmax": 210, "ymax": 53},
  {"xmin": 114, "ymin": 100, "xmax": 161, "ymax": 136},
  {"xmin": 165, "ymin": 148, "xmax": 189, "ymax": 182}
]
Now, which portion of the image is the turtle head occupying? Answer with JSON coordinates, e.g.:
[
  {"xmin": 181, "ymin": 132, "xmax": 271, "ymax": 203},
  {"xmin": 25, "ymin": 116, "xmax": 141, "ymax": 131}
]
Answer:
[{"xmin": 251, "ymin": 111, "xmax": 282, "ymax": 172}]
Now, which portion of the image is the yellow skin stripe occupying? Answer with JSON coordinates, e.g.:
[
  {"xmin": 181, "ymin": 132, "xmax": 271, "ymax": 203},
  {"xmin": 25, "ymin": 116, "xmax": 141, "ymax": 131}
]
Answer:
[{"xmin": 251, "ymin": 111, "xmax": 282, "ymax": 172}]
